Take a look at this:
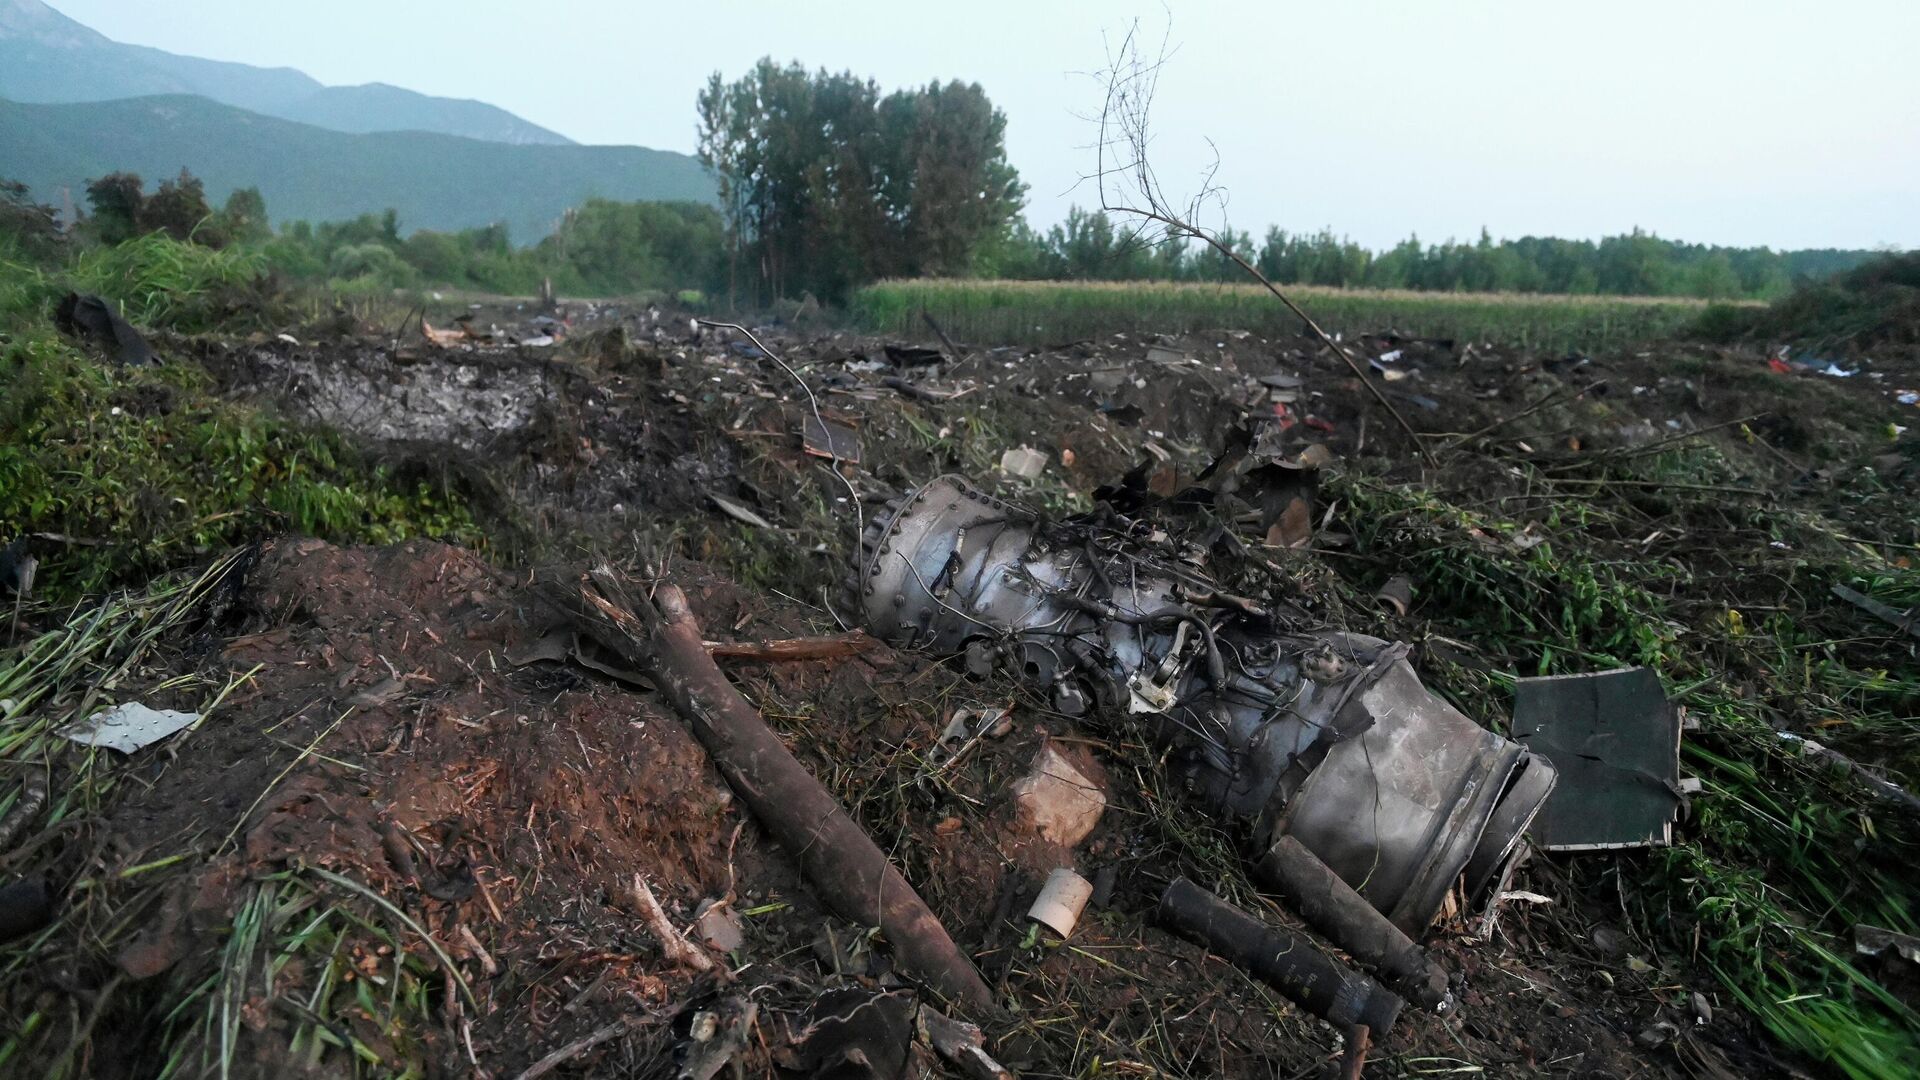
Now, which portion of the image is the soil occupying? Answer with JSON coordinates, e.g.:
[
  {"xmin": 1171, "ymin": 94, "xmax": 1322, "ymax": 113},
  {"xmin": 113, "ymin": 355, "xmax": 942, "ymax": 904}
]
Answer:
[{"xmin": 12, "ymin": 298, "xmax": 1919, "ymax": 1078}]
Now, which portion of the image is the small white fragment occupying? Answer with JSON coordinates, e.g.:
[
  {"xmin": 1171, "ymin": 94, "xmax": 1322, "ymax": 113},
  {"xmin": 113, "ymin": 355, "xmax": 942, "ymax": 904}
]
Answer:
[
  {"xmin": 998, "ymin": 446, "xmax": 1047, "ymax": 480},
  {"xmin": 60, "ymin": 702, "xmax": 199, "ymax": 753}
]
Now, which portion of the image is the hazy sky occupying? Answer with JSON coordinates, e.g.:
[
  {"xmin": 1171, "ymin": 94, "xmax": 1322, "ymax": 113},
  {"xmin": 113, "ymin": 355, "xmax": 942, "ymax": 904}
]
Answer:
[{"xmin": 53, "ymin": 0, "xmax": 1920, "ymax": 251}]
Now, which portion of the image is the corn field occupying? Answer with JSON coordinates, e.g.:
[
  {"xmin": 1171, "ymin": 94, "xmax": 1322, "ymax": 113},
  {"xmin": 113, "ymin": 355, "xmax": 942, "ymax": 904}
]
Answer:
[{"xmin": 851, "ymin": 278, "xmax": 1747, "ymax": 352}]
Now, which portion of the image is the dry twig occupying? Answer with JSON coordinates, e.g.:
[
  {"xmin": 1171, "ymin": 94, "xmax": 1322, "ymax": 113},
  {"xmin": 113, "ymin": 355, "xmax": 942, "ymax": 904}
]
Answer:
[
  {"xmin": 632, "ymin": 873, "xmax": 716, "ymax": 973},
  {"xmin": 704, "ymin": 631, "xmax": 877, "ymax": 662}
]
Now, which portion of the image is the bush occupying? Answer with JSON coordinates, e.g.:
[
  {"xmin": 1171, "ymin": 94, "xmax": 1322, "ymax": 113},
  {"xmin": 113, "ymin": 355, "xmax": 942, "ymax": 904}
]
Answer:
[
  {"xmin": 327, "ymin": 242, "xmax": 417, "ymax": 288},
  {"xmin": 1704, "ymin": 251, "xmax": 1920, "ymax": 352}
]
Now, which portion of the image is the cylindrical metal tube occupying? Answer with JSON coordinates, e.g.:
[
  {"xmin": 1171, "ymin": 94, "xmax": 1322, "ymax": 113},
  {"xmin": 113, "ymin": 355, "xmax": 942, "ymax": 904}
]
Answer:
[
  {"xmin": 1257, "ymin": 836, "xmax": 1453, "ymax": 1012},
  {"xmin": 1373, "ymin": 575, "xmax": 1414, "ymax": 617},
  {"xmin": 1157, "ymin": 877, "xmax": 1403, "ymax": 1034}
]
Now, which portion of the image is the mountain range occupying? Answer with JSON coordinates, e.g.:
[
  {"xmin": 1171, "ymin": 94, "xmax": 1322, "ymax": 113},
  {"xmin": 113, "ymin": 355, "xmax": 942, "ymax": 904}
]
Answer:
[
  {"xmin": 0, "ymin": 0, "xmax": 717, "ymax": 239},
  {"xmin": 0, "ymin": 0, "xmax": 571, "ymax": 144},
  {"xmin": 1, "ymin": 96, "xmax": 715, "ymax": 243}
]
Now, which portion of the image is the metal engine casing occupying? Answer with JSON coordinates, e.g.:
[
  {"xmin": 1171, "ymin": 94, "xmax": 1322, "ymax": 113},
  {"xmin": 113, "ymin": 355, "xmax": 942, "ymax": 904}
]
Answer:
[{"xmin": 852, "ymin": 474, "xmax": 1556, "ymax": 934}]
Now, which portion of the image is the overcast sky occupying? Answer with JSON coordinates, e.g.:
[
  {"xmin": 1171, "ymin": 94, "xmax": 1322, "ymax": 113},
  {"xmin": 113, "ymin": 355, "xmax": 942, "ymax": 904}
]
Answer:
[{"xmin": 53, "ymin": 0, "xmax": 1920, "ymax": 251}]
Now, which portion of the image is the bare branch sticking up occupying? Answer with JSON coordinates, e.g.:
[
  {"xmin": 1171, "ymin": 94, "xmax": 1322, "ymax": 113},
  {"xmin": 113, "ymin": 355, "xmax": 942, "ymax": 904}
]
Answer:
[{"xmin": 1085, "ymin": 20, "xmax": 1438, "ymax": 469}]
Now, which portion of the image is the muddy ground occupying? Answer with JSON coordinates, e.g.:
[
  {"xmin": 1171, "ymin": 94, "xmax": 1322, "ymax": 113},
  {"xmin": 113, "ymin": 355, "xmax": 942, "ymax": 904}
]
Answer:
[{"xmin": 7, "ymin": 297, "xmax": 1919, "ymax": 1078}]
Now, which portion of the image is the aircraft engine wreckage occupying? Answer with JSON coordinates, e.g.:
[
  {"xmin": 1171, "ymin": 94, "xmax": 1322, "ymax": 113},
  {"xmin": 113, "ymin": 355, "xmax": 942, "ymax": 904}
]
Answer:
[{"xmin": 852, "ymin": 473, "xmax": 1562, "ymax": 1016}]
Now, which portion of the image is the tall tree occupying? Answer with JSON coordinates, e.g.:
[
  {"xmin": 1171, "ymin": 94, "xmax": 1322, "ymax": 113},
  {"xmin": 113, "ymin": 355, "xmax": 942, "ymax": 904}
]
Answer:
[
  {"xmin": 220, "ymin": 187, "xmax": 270, "ymax": 245},
  {"xmin": 698, "ymin": 60, "xmax": 1025, "ymax": 304},
  {"xmin": 84, "ymin": 172, "xmax": 145, "ymax": 246},
  {"xmin": 142, "ymin": 169, "xmax": 220, "ymax": 244},
  {"xmin": 0, "ymin": 179, "xmax": 65, "ymax": 260}
]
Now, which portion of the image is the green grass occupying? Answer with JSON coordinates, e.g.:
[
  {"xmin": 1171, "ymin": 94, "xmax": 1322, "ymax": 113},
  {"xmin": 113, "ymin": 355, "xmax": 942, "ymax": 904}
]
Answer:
[
  {"xmin": 852, "ymin": 278, "xmax": 1743, "ymax": 351},
  {"xmin": 1331, "ymin": 457, "xmax": 1920, "ymax": 1080},
  {"xmin": 2, "ymin": 232, "xmax": 493, "ymax": 597},
  {"xmin": 0, "ymin": 332, "xmax": 484, "ymax": 597},
  {"xmin": 0, "ymin": 554, "xmax": 251, "ymax": 1078},
  {"xmin": 67, "ymin": 233, "xmax": 271, "ymax": 333},
  {"xmin": 0, "ymin": 560, "xmax": 474, "ymax": 1078}
]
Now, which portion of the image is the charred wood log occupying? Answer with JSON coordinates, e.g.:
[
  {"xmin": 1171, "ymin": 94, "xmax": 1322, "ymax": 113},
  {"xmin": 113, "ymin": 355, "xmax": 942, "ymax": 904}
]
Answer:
[{"xmin": 548, "ymin": 566, "xmax": 995, "ymax": 1014}]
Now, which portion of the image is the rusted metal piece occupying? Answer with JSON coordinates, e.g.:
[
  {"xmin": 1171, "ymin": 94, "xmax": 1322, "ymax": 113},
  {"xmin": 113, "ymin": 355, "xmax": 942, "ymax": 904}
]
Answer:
[
  {"xmin": 1158, "ymin": 876, "xmax": 1403, "ymax": 1034},
  {"xmin": 1257, "ymin": 836, "xmax": 1453, "ymax": 1012}
]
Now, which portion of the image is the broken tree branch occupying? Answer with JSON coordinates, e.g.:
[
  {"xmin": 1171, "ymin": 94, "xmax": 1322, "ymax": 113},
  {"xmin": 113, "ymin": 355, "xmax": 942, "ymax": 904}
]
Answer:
[
  {"xmin": 549, "ymin": 566, "xmax": 996, "ymax": 1014},
  {"xmin": 922, "ymin": 311, "xmax": 965, "ymax": 362},
  {"xmin": 633, "ymin": 873, "xmax": 717, "ymax": 973},
  {"xmin": 512, "ymin": 1013, "xmax": 661, "ymax": 1080}
]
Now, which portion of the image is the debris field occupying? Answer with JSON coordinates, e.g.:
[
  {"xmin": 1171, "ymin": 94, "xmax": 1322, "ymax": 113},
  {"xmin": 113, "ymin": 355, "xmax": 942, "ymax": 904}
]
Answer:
[{"xmin": 3, "ymin": 297, "xmax": 1918, "ymax": 1079}]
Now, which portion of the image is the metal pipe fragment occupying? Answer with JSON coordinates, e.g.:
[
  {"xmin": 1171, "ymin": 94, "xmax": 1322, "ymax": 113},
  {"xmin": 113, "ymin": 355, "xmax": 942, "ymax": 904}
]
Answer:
[
  {"xmin": 1256, "ymin": 836, "xmax": 1453, "ymax": 1012},
  {"xmin": 1157, "ymin": 877, "xmax": 1403, "ymax": 1034}
]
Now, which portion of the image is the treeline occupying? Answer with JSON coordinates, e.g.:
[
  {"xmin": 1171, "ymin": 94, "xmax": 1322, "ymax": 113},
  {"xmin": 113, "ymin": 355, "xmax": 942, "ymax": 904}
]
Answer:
[
  {"xmin": 0, "ymin": 171, "xmax": 728, "ymax": 299},
  {"xmin": 260, "ymin": 199, "xmax": 726, "ymax": 297},
  {"xmin": 0, "ymin": 53, "xmax": 1891, "ymax": 307},
  {"xmin": 985, "ymin": 209, "xmax": 1881, "ymax": 300}
]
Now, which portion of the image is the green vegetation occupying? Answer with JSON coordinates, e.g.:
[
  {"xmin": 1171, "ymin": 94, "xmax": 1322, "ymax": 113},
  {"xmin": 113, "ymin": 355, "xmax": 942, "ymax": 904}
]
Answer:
[
  {"xmin": 0, "ymin": 334, "xmax": 483, "ymax": 596},
  {"xmin": 987, "ymin": 209, "xmax": 1881, "ymax": 301},
  {"xmin": 0, "ymin": 555, "xmax": 461, "ymax": 1077},
  {"xmin": 265, "ymin": 198, "xmax": 727, "ymax": 297},
  {"xmin": 698, "ymin": 59, "xmax": 1026, "ymax": 303},
  {"xmin": 0, "ymin": 235, "xmax": 485, "ymax": 598},
  {"xmin": 6, "ymin": 167, "xmax": 728, "ymax": 300},
  {"xmin": 1332, "ymin": 442, "xmax": 1920, "ymax": 1079},
  {"xmin": 1696, "ymin": 250, "xmax": 1920, "ymax": 354},
  {"xmin": 852, "ymin": 277, "xmax": 1730, "ymax": 351}
]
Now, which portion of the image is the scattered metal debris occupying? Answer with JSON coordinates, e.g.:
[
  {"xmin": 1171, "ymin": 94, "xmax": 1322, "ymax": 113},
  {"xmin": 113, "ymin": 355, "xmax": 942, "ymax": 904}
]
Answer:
[
  {"xmin": 998, "ymin": 445, "xmax": 1048, "ymax": 479},
  {"xmin": 1855, "ymin": 924, "xmax": 1920, "ymax": 966},
  {"xmin": 918, "ymin": 1004, "xmax": 1014, "ymax": 1080},
  {"xmin": 1257, "ymin": 835, "xmax": 1453, "ymax": 1012},
  {"xmin": 803, "ymin": 414, "xmax": 864, "ymax": 464},
  {"xmin": 853, "ymin": 474, "xmax": 1556, "ymax": 933},
  {"xmin": 1158, "ymin": 876, "xmax": 1403, "ymax": 1033},
  {"xmin": 708, "ymin": 491, "xmax": 777, "ymax": 530},
  {"xmin": 1831, "ymin": 583, "xmax": 1920, "ymax": 640},
  {"xmin": 0, "ymin": 878, "xmax": 53, "ymax": 944},
  {"xmin": 54, "ymin": 292, "xmax": 158, "ymax": 365}
]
